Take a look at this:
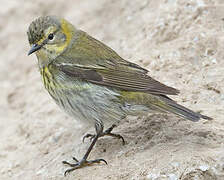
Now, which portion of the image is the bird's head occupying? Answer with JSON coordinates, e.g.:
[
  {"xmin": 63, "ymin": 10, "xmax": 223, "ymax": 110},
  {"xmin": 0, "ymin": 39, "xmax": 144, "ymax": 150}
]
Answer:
[{"xmin": 27, "ymin": 16, "xmax": 74, "ymax": 66}]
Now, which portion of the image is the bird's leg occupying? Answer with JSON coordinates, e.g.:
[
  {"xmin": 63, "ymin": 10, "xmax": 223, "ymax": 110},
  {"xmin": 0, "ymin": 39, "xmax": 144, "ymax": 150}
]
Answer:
[
  {"xmin": 83, "ymin": 124, "xmax": 125, "ymax": 145},
  {"xmin": 62, "ymin": 123, "xmax": 107, "ymax": 176}
]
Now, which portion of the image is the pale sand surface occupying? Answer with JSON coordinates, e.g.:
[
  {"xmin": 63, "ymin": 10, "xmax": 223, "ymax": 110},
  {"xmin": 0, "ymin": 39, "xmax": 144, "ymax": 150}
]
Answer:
[{"xmin": 0, "ymin": 0, "xmax": 224, "ymax": 179}]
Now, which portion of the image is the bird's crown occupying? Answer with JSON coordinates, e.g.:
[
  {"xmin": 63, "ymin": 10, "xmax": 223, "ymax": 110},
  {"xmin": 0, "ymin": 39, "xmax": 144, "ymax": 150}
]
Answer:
[{"xmin": 27, "ymin": 16, "xmax": 61, "ymax": 44}]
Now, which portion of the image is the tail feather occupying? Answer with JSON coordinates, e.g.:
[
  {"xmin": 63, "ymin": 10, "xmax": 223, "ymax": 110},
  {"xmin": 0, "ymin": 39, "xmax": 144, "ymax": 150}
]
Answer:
[{"xmin": 156, "ymin": 95, "xmax": 212, "ymax": 122}]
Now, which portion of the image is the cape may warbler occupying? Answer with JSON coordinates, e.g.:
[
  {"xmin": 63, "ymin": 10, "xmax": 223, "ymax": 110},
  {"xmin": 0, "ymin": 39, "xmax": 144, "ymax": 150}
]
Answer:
[{"xmin": 27, "ymin": 16, "xmax": 212, "ymax": 175}]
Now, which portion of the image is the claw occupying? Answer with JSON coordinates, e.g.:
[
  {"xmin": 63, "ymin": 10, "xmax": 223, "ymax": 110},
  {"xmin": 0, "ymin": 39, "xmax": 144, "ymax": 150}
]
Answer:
[
  {"xmin": 109, "ymin": 133, "xmax": 125, "ymax": 145},
  {"xmin": 87, "ymin": 158, "xmax": 108, "ymax": 165},
  {"xmin": 72, "ymin": 157, "xmax": 79, "ymax": 162},
  {"xmin": 64, "ymin": 167, "xmax": 78, "ymax": 176},
  {"xmin": 93, "ymin": 158, "xmax": 107, "ymax": 165},
  {"xmin": 62, "ymin": 160, "xmax": 76, "ymax": 166},
  {"xmin": 63, "ymin": 158, "xmax": 107, "ymax": 176},
  {"xmin": 82, "ymin": 134, "xmax": 95, "ymax": 143}
]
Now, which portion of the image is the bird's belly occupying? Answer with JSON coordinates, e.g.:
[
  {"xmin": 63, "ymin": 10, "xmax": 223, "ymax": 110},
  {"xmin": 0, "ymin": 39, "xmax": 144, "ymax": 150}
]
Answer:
[{"xmin": 47, "ymin": 80, "xmax": 127, "ymax": 127}]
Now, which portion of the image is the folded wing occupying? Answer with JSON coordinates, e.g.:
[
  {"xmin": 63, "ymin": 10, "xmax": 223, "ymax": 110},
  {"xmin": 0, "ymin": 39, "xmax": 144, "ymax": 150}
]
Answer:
[{"xmin": 57, "ymin": 64, "xmax": 179, "ymax": 95}]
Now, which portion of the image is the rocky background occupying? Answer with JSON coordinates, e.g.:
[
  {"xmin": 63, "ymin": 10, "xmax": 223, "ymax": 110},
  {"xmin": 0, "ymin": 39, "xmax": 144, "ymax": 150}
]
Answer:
[{"xmin": 0, "ymin": 0, "xmax": 224, "ymax": 179}]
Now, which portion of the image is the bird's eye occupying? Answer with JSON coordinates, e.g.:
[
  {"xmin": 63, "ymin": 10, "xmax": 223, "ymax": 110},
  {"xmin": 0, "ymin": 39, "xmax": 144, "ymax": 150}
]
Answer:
[{"xmin": 48, "ymin": 33, "xmax": 54, "ymax": 40}]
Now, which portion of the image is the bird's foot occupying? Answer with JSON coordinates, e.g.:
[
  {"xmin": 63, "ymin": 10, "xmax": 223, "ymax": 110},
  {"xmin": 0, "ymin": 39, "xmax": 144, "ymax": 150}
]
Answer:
[
  {"xmin": 82, "ymin": 124, "xmax": 125, "ymax": 145},
  {"xmin": 62, "ymin": 156, "xmax": 107, "ymax": 176},
  {"xmin": 82, "ymin": 133, "xmax": 96, "ymax": 142}
]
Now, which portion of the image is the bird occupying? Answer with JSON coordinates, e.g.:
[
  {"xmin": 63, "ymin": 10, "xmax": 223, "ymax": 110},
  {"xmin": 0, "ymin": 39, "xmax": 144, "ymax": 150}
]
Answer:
[{"xmin": 27, "ymin": 16, "xmax": 212, "ymax": 176}]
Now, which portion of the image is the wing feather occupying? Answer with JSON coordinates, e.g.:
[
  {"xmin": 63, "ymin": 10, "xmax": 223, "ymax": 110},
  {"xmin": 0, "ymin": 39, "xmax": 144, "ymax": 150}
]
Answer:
[{"xmin": 57, "ymin": 64, "xmax": 179, "ymax": 95}]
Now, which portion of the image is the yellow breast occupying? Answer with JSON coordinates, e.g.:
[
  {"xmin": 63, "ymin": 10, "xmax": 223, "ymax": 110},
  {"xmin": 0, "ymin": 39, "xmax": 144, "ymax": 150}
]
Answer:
[{"xmin": 40, "ymin": 66, "xmax": 56, "ymax": 91}]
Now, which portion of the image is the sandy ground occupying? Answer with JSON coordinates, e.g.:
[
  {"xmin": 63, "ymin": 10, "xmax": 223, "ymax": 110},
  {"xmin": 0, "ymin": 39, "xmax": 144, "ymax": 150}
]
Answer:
[{"xmin": 0, "ymin": 0, "xmax": 224, "ymax": 179}]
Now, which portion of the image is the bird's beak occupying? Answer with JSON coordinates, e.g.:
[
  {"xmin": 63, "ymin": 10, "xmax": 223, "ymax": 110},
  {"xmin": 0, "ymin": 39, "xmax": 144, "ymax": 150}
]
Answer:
[{"xmin": 28, "ymin": 44, "xmax": 42, "ymax": 55}]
